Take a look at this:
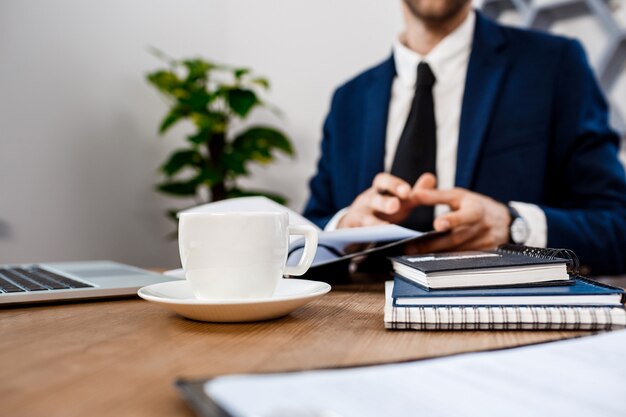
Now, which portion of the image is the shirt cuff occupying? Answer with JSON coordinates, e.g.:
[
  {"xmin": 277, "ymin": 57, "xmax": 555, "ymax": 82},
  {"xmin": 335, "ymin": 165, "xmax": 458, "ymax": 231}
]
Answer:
[
  {"xmin": 324, "ymin": 208, "xmax": 349, "ymax": 231},
  {"xmin": 509, "ymin": 201, "xmax": 547, "ymax": 248}
]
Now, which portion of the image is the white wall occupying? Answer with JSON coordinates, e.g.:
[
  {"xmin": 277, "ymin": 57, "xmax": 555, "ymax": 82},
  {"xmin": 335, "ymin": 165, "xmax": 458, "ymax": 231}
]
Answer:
[{"xmin": 0, "ymin": 0, "xmax": 402, "ymax": 267}]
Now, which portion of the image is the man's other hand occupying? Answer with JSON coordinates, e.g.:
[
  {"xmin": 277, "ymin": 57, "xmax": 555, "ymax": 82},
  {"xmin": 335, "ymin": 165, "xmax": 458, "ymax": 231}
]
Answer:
[
  {"xmin": 406, "ymin": 186, "xmax": 511, "ymax": 253},
  {"xmin": 337, "ymin": 173, "xmax": 436, "ymax": 228}
]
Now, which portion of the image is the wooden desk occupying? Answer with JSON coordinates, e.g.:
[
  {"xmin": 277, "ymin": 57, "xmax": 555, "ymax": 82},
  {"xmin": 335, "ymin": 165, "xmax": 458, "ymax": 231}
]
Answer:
[{"xmin": 2, "ymin": 276, "xmax": 625, "ymax": 417}]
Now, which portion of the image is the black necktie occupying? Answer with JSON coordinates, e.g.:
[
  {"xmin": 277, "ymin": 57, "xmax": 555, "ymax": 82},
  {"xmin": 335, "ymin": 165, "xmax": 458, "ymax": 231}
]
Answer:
[{"xmin": 390, "ymin": 62, "xmax": 437, "ymax": 231}]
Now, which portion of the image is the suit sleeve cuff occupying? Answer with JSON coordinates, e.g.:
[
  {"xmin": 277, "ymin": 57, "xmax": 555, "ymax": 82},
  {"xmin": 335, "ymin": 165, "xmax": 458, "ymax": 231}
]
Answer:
[
  {"xmin": 324, "ymin": 208, "xmax": 349, "ymax": 231},
  {"xmin": 509, "ymin": 201, "xmax": 548, "ymax": 247}
]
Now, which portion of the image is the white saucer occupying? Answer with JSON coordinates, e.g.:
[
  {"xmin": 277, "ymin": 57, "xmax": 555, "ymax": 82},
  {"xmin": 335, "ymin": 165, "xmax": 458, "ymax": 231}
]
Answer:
[{"xmin": 137, "ymin": 279, "xmax": 331, "ymax": 322}]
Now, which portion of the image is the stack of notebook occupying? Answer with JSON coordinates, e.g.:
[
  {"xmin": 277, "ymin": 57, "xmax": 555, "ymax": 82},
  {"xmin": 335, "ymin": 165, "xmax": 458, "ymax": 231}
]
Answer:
[{"xmin": 385, "ymin": 245, "xmax": 626, "ymax": 330}]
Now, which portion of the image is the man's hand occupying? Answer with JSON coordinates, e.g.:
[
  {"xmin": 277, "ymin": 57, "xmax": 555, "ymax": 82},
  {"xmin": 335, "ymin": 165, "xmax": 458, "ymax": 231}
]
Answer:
[
  {"xmin": 406, "ymin": 187, "xmax": 511, "ymax": 253},
  {"xmin": 337, "ymin": 173, "xmax": 436, "ymax": 228}
]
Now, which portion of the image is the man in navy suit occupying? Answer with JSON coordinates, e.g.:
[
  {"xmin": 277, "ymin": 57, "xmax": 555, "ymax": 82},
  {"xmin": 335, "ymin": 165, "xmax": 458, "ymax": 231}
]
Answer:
[{"xmin": 303, "ymin": 0, "xmax": 626, "ymax": 275}]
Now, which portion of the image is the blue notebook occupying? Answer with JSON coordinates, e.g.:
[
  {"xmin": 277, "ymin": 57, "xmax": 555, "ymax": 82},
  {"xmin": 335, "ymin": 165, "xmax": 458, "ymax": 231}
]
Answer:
[{"xmin": 392, "ymin": 275, "xmax": 625, "ymax": 307}]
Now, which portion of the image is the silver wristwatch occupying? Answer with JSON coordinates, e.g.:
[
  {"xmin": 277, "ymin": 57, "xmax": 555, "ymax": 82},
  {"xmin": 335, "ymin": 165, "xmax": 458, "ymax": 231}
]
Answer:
[{"xmin": 508, "ymin": 204, "xmax": 530, "ymax": 245}]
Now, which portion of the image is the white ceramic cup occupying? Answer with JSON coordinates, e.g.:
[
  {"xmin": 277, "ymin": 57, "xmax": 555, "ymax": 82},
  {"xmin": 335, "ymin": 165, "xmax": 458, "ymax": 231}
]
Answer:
[{"xmin": 178, "ymin": 211, "xmax": 318, "ymax": 300}]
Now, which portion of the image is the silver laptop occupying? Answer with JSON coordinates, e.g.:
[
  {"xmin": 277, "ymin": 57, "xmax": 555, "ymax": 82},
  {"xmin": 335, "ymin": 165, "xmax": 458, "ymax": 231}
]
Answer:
[{"xmin": 0, "ymin": 261, "xmax": 176, "ymax": 305}]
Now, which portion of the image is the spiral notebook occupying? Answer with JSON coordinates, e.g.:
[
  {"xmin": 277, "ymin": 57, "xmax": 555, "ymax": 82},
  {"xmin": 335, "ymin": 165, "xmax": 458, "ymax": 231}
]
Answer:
[
  {"xmin": 384, "ymin": 281, "xmax": 626, "ymax": 330},
  {"xmin": 389, "ymin": 245, "xmax": 577, "ymax": 289}
]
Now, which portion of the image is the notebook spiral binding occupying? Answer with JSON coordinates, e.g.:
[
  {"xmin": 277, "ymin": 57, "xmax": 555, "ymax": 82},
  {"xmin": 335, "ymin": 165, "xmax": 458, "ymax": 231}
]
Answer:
[{"xmin": 496, "ymin": 244, "xmax": 580, "ymax": 276}]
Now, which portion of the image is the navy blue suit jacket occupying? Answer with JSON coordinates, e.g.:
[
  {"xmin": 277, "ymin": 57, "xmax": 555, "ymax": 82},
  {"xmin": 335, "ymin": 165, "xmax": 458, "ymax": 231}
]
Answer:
[{"xmin": 303, "ymin": 12, "xmax": 626, "ymax": 275}]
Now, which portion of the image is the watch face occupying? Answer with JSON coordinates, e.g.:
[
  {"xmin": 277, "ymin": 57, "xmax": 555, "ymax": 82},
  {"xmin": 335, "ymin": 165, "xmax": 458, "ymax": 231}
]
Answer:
[{"xmin": 511, "ymin": 217, "xmax": 530, "ymax": 244}]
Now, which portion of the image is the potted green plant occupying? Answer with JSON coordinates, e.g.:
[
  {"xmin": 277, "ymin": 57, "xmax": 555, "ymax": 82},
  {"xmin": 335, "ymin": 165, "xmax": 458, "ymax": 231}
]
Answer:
[{"xmin": 146, "ymin": 52, "xmax": 295, "ymax": 222}]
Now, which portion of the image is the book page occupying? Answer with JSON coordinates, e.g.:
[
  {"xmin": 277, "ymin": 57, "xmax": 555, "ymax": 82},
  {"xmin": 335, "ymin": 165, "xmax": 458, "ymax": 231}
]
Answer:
[
  {"xmin": 317, "ymin": 224, "xmax": 421, "ymax": 250},
  {"xmin": 205, "ymin": 329, "xmax": 626, "ymax": 417},
  {"xmin": 290, "ymin": 224, "xmax": 422, "ymax": 253}
]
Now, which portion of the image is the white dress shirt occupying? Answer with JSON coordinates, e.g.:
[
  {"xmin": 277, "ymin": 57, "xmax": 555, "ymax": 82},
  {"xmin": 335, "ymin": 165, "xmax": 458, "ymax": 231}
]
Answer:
[{"xmin": 326, "ymin": 11, "xmax": 546, "ymax": 248}]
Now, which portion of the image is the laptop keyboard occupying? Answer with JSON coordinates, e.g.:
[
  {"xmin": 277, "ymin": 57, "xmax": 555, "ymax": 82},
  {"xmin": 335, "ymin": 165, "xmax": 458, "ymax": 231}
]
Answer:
[{"xmin": 0, "ymin": 266, "xmax": 93, "ymax": 293}]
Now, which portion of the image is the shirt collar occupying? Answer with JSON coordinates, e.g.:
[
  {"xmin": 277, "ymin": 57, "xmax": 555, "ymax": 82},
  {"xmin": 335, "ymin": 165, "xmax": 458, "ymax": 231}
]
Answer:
[{"xmin": 393, "ymin": 10, "xmax": 476, "ymax": 88}]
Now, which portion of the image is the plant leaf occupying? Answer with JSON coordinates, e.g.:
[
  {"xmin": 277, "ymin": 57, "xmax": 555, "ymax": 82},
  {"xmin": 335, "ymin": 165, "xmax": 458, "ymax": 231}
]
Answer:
[
  {"xmin": 227, "ymin": 188, "xmax": 287, "ymax": 205},
  {"xmin": 231, "ymin": 126, "xmax": 295, "ymax": 164},
  {"xmin": 234, "ymin": 68, "xmax": 250, "ymax": 79},
  {"xmin": 160, "ymin": 149, "xmax": 202, "ymax": 176},
  {"xmin": 180, "ymin": 90, "xmax": 214, "ymax": 112},
  {"xmin": 191, "ymin": 112, "xmax": 227, "ymax": 133},
  {"xmin": 166, "ymin": 208, "xmax": 180, "ymax": 221},
  {"xmin": 182, "ymin": 58, "xmax": 214, "ymax": 83},
  {"xmin": 159, "ymin": 106, "xmax": 189, "ymax": 134},
  {"xmin": 221, "ymin": 150, "xmax": 249, "ymax": 176},
  {"xmin": 187, "ymin": 130, "xmax": 210, "ymax": 145},
  {"xmin": 146, "ymin": 70, "xmax": 181, "ymax": 95},
  {"xmin": 156, "ymin": 179, "xmax": 199, "ymax": 196},
  {"xmin": 195, "ymin": 167, "xmax": 223, "ymax": 186},
  {"xmin": 251, "ymin": 77, "xmax": 270, "ymax": 89},
  {"xmin": 223, "ymin": 88, "xmax": 258, "ymax": 117},
  {"xmin": 147, "ymin": 46, "xmax": 176, "ymax": 66}
]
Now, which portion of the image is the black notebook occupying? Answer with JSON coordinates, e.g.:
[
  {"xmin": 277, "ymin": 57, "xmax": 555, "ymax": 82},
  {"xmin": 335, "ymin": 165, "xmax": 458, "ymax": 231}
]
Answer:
[{"xmin": 389, "ymin": 245, "xmax": 575, "ymax": 289}]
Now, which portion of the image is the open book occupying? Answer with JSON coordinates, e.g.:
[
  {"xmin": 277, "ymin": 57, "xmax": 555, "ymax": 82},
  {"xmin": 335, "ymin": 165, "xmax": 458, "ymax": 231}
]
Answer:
[{"xmin": 178, "ymin": 196, "xmax": 441, "ymax": 271}]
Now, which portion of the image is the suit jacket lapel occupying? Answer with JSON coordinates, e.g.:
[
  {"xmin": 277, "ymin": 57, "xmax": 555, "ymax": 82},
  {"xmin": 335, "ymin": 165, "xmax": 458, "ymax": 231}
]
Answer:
[
  {"xmin": 358, "ymin": 56, "xmax": 396, "ymax": 191},
  {"xmin": 456, "ymin": 12, "xmax": 509, "ymax": 189}
]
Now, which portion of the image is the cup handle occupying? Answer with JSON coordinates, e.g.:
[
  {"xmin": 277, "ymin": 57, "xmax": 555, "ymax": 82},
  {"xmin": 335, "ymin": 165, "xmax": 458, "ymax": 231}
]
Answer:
[{"xmin": 284, "ymin": 224, "xmax": 318, "ymax": 277}]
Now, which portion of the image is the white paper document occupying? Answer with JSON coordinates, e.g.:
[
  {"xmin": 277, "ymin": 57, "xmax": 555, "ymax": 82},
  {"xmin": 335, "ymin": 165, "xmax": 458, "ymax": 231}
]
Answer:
[{"xmin": 205, "ymin": 329, "xmax": 626, "ymax": 417}]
